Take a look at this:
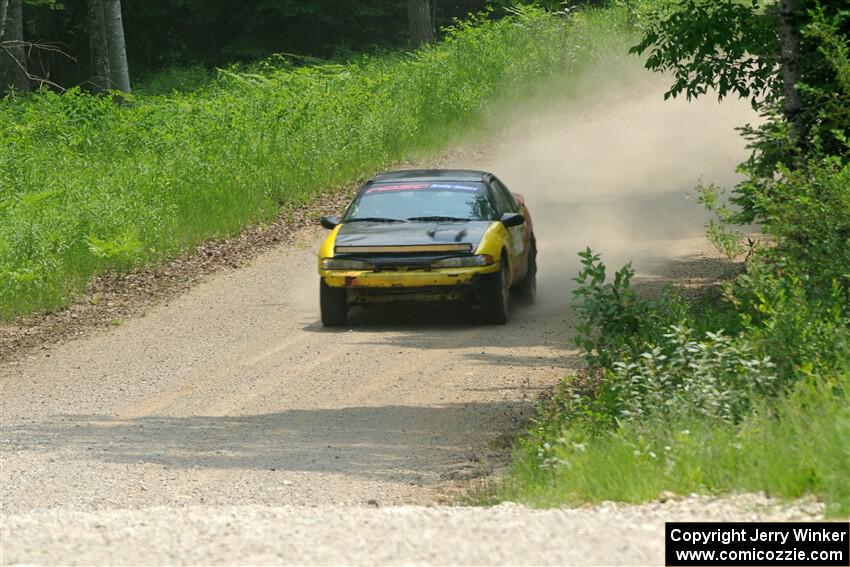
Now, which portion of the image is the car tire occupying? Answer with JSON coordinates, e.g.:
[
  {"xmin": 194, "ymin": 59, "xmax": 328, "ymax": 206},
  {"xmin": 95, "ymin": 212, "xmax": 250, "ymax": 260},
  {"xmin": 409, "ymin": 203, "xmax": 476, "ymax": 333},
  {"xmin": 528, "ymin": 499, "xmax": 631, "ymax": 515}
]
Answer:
[
  {"xmin": 320, "ymin": 280, "xmax": 348, "ymax": 327},
  {"xmin": 481, "ymin": 258, "xmax": 510, "ymax": 325},
  {"xmin": 514, "ymin": 241, "xmax": 537, "ymax": 304}
]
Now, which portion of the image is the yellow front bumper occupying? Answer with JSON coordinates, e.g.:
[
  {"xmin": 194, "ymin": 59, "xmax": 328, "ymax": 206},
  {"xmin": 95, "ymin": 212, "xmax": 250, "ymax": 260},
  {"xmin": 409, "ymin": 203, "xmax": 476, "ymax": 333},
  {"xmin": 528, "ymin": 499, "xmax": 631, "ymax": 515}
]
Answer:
[{"xmin": 320, "ymin": 263, "xmax": 500, "ymax": 288}]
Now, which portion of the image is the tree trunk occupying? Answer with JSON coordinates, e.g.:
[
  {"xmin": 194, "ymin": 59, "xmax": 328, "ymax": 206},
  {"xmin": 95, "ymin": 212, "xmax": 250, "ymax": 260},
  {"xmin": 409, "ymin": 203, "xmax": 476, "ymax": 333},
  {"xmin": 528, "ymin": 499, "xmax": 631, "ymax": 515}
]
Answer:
[
  {"xmin": 431, "ymin": 0, "xmax": 438, "ymax": 34},
  {"xmin": 104, "ymin": 0, "xmax": 130, "ymax": 93},
  {"xmin": 407, "ymin": 0, "xmax": 433, "ymax": 49},
  {"xmin": 779, "ymin": 0, "xmax": 804, "ymax": 143},
  {"xmin": 88, "ymin": 0, "xmax": 110, "ymax": 93},
  {"xmin": 0, "ymin": 0, "xmax": 8, "ymax": 40},
  {"xmin": 0, "ymin": 0, "xmax": 29, "ymax": 94}
]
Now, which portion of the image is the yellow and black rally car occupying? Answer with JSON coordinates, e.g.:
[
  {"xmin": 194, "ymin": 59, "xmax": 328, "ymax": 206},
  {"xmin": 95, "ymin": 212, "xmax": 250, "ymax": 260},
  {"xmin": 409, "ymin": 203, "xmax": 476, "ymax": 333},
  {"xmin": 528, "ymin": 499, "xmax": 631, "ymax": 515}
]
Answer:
[{"xmin": 318, "ymin": 169, "xmax": 536, "ymax": 326}]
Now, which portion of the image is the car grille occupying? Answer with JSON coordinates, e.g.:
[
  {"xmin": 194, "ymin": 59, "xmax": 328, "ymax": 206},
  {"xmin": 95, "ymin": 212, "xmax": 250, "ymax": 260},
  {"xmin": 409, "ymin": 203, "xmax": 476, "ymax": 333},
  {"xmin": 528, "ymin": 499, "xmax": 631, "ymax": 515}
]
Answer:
[{"xmin": 348, "ymin": 285, "xmax": 474, "ymax": 304}]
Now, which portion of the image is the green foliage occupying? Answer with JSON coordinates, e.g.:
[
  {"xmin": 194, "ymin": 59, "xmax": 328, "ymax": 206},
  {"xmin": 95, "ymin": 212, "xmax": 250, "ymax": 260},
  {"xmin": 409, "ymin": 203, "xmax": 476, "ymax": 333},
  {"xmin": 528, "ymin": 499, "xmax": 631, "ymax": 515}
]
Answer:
[
  {"xmin": 25, "ymin": 0, "xmax": 606, "ymax": 88},
  {"xmin": 0, "ymin": 6, "xmax": 633, "ymax": 319},
  {"xmin": 630, "ymin": 0, "xmax": 779, "ymax": 105},
  {"xmin": 499, "ymin": 371, "xmax": 849, "ymax": 516},
  {"xmin": 631, "ymin": 0, "xmax": 850, "ymax": 121},
  {"xmin": 754, "ymin": 157, "xmax": 850, "ymax": 287},
  {"xmin": 133, "ymin": 65, "xmax": 214, "ymax": 95},
  {"xmin": 732, "ymin": 8, "xmax": 850, "ymax": 221},
  {"xmin": 729, "ymin": 262, "xmax": 850, "ymax": 382},
  {"xmin": 719, "ymin": 155, "xmax": 850, "ymax": 383},
  {"xmin": 696, "ymin": 184, "xmax": 751, "ymax": 259},
  {"xmin": 502, "ymin": 199, "xmax": 848, "ymax": 513},
  {"xmin": 632, "ymin": 0, "xmax": 850, "ymax": 224},
  {"xmin": 608, "ymin": 326, "xmax": 777, "ymax": 423},
  {"xmin": 513, "ymin": 230, "xmax": 848, "ymax": 508},
  {"xmin": 571, "ymin": 247, "xmax": 684, "ymax": 368},
  {"xmin": 797, "ymin": 4, "xmax": 850, "ymax": 158}
]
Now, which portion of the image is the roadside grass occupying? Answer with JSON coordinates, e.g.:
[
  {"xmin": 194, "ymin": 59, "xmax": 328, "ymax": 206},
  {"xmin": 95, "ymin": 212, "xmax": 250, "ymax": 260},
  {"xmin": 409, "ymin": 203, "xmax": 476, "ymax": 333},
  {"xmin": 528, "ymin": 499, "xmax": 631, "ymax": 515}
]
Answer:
[
  {"xmin": 485, "ymin": 248, "xmax": 849, "ymax": 517},
  {"xmin": 0, "ymin": 6, "xmax": 635, "ymax": 320},
  {"xmin": 495, "ymin": 371, "xmax": 849, "ymax": 517}
]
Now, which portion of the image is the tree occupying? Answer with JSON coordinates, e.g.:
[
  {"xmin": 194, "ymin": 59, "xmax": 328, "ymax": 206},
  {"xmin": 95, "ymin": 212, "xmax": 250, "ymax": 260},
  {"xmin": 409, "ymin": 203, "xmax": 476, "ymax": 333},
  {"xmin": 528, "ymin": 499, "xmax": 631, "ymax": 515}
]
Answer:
[
  {"xmin": 87, "ymin": 0, "xmax": 129, "ymax": 94},
  {"xmin": 631, "ymin": 0, "xmax": 849, "ymax": 147},
  {"xmin": 631, "ymin": 0, "xmax": 850, "ymax": 222},
  {"xmin": 778, "ymin": 0, "xmax": 803, "ymax": 143},
  {"xmin": 0, "ymin": 0, "xmax": 30, "ymax": 94},
  {"xmin": 87, "ymin": 0, "xmax": 110, "ymax": 93},
  {"xmin": 104, "ymin": 0, "xmax": 129, "ymax": 92},
  {"xmin": 407, "ymin": 0, "xmax": 433, "ymax": 48}
]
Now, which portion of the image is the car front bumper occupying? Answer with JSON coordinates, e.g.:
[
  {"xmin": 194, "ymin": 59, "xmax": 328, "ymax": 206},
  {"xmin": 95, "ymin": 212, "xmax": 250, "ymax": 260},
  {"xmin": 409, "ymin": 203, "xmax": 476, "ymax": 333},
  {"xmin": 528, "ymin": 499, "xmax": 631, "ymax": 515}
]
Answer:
[{"xmin": 320, "ymin": 263, "xmax": 500, "ymax": 290}]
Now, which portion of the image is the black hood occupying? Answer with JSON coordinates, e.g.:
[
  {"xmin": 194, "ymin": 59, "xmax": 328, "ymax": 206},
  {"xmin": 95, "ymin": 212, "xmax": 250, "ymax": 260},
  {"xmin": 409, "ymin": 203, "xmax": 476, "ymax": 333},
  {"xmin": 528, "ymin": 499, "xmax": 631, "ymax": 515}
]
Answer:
[{"xmin": 335, "ymin": 220, "xmax": 491, "ymax": 253}]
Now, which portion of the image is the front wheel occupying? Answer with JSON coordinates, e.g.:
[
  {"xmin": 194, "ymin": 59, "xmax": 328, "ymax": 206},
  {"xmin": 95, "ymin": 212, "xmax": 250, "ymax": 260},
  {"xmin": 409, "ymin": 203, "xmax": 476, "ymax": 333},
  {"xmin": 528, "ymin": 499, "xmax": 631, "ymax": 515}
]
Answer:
[
  {"xmin": 481, "ymin": 260, "xmax": 510, "ymax": 325},
  {"xmin": 514, "ymin": 242, "xmax": 537, "ymax": 304},
  {"xmin": 320, "ymin": 280, "xmax": 348, "ymax": 327}
]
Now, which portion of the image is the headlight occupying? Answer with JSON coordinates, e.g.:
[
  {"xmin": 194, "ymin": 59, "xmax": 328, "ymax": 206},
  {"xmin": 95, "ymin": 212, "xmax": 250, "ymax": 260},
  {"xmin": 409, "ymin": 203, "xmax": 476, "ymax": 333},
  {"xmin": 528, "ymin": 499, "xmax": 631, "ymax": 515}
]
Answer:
[
  {"xmin": 431, "ymin": 254, "xmax": 494, "ymax": 269},
  {"xmin": 320, "ymin": 258, "xmax": 374, "ymax": 270}
]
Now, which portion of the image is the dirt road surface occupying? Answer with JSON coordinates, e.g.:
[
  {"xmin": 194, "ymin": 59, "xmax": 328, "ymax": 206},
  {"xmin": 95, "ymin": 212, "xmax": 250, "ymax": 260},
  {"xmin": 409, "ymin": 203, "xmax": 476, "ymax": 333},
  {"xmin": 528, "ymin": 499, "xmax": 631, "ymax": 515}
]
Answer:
[{"xmin": 1, "ymin": 65, "xmax": 817, "ymax": 565}]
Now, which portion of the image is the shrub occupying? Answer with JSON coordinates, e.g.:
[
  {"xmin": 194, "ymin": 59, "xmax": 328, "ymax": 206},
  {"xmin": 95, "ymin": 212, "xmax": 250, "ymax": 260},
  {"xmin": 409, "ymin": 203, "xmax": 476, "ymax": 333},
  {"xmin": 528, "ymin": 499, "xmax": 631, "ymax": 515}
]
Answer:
[
  {"xmin": 571, "ymin": 247, "xmax": 685, "ymax": 368},
  {"xmin": 755, "ymin": 157, "xmax": 850, "ymax": 288},
  {"xmin": 729, "ymin": 260, "xmax": 850, "ymax": 383},
  {"xmin": 608, "ymin": 326, "xmax": 776, "ymax": 423}
]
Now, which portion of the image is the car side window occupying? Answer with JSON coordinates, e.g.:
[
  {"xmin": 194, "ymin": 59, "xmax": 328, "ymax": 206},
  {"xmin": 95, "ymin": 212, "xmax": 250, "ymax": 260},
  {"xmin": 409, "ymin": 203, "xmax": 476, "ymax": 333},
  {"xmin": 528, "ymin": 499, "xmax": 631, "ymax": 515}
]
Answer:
[{"xmin": 491, "ymin": 179, "xmax": 519, "ymax": 214}]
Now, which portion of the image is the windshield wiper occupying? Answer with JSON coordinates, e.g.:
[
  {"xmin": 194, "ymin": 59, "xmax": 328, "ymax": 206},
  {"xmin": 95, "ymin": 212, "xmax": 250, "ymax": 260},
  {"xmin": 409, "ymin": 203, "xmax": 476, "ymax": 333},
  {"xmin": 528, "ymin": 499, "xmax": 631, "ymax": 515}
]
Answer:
[
  {"xmin": 347, "ymin": 217, "xmax": 406, "ymax": 223},
  {"xmin": 406, "ymin": 216, "xmax": 473, "ymax": 222}
]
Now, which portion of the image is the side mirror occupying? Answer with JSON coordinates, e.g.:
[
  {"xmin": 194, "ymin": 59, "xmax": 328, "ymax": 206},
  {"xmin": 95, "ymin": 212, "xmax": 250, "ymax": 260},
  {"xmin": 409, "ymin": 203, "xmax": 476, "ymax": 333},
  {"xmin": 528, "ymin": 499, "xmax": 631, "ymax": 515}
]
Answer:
[
  {"xmin": 320, "ymin": 215, "xmax": 340, "ymax": 230},
  {"xmin": 500, "ymin": 212, "xmax": 525, "ymax": 228}
]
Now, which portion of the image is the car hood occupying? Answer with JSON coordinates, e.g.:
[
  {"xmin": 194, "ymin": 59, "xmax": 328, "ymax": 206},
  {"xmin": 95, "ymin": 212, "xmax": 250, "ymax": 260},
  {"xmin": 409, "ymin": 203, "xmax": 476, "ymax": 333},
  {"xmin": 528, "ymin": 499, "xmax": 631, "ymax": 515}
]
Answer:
[{"xmin": 334, "ymin": 220, "xmax": 492, "ymax": 254}]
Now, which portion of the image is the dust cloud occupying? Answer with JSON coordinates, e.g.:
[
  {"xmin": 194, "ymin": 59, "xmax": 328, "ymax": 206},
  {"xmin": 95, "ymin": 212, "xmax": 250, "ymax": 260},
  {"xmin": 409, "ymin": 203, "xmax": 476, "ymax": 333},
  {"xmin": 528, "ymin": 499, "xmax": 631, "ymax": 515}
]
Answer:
[
  {"xmin": 445, "ymin": 55, "xmax": 758, "ymax": 310},
  {"xmin": 298, "ymin": 55, "xmax": 758, "ymax": 319}
]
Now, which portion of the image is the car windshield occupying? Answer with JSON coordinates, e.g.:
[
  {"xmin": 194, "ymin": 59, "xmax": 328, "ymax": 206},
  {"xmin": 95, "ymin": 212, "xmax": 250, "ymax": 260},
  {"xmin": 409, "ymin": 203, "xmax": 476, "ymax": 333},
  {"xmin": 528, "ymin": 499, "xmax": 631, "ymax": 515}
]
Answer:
[{"xmin": 343, "ymin": 182, "xmax": 496, "ymax": 222}]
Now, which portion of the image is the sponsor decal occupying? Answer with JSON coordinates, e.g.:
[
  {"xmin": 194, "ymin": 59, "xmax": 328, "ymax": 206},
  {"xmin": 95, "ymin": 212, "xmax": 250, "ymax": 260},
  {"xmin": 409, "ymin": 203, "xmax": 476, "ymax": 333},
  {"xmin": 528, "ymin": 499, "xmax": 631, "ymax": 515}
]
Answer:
[
  {"xmin": 366, "ymin": 183, "xmax": 480, "ymax": 193},
  {"xmin": 366, "ymin": 183, "xmax": 429, "ymax": 193},
  {"xmin": 427, "ymin": 183, "xmax": 480, "ymax": 191}
]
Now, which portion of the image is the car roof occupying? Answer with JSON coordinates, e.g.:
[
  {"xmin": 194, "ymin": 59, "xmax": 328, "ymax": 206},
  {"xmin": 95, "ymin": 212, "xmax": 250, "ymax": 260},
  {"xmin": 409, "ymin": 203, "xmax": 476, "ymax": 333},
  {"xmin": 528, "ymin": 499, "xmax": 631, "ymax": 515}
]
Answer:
[{"xmin": 370, "ymin": 169, "xmax": 491, "ymax": 183}]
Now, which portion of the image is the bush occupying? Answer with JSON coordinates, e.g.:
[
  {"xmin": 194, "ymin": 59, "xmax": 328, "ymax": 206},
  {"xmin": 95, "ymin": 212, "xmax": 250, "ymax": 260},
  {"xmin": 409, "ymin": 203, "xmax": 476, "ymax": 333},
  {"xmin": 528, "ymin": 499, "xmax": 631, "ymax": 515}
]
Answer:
[
  {"xmin": 608, "ymin": 326, "xmax": 776, "ymax": 423},
  {"xmin": 730, "ymin": 260, "xmax": 850, "ymax": 382},
  {"xmin": 569, "ymin": 251, "xmax": 778, "ymax": 427},
  {"xmin": 755, "ymin": 157, "xmax": 850, "ymax": 288},
  {"xmin": 571, "ymin": 247, "xmax": 686, "ymax": 368}
]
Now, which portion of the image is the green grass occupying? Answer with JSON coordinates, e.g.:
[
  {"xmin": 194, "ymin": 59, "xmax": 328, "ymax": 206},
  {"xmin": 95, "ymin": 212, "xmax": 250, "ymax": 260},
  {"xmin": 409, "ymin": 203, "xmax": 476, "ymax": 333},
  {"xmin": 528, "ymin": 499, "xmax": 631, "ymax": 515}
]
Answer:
[
  {"xmin": 496, "ymin": 372, "xmax": 850, "ymax": 517},
  {"xmin": 0, "ymin": 6, "xmax": 636, "ymax": 320}
]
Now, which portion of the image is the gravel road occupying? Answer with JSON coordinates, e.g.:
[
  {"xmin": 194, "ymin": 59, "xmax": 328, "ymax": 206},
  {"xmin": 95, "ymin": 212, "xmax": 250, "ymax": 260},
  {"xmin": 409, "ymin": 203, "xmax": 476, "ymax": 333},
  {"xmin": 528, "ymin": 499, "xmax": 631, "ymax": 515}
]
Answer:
[
  {"xmin": 1, "ymin": 68, "xmax": 810, "ymax": 566},
  {"xmin": 2, "ymin": 497, "xmax": 824, "ymax": 566}
]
